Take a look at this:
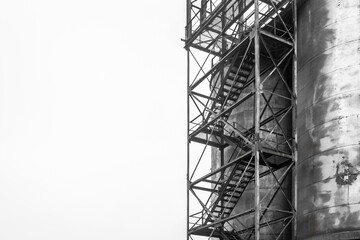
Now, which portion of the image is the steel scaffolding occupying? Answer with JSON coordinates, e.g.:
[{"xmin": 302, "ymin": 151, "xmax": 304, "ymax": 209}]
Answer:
[{"xmin": 185, "ymin": 0, "xmax": 297, "ymax": 239}]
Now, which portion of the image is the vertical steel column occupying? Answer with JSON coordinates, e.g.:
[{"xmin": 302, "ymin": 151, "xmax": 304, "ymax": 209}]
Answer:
[
  {"xmin": 185, "ymin": 0, "xmax": 191, "ymax": 39},
  {"xmin": 292, "ymin": 1, "xmax": 298, "ymax": 239},
  {"xmin": 186, "ymin": 50, "xmax": 190, "ymax": 240},
  {"xmin": 254, "ymin": 0, "xmax": 261, "ymax": 240},
  {"xmin": 221, "ymin": 0, "xmax": 226, "ymax": 53},
  {"xmin": 200, "ymin": 0, "xmax": 207, "ymax": 24},
  {"xmin": 186, "ymin": 1, "xmax": 191, "ymax": 240}
]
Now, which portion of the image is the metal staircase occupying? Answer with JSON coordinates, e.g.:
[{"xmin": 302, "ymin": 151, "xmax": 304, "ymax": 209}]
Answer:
[
  {"xmin": 186, "ymin": 0, "xmax": 297, "ymax": 239},
  {"xmin": 212, "ymin": 52, "xmax": 255, "ymax": 131},
  {"xmin": 208, "ymin": 160, "xmax": 255, "ymax": 223},
  {"xmin": 218, "ymin": 55, "xmax": 255, "ymax": 113}
]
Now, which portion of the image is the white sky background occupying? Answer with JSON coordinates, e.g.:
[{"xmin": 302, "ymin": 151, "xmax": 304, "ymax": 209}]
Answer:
[{"xmin": 0, "ymin": 1, "xmax": 186, "ymax": 239}]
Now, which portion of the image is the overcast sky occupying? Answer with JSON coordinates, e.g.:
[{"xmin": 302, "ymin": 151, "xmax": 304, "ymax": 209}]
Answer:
[{"xmin": 0, "ymin": 1, "xmax": 186, "ymax": 239}]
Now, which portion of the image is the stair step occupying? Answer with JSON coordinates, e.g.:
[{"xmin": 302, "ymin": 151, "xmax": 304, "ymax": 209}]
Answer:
[
  {"xmin": 230, "ymin": 174, "xmax": 251, "ymax": 179},
  {"xmin": 221, "ymin": 196, "xmax": 240, "ymax": 201},
  {"xmin": 227, "ymin": 75, "xmax": 247, "ymax": 83},
  {"xmin": 222, "ymin": 90, "xmax": 242, "ymax": 98},
  {"xmin": 223, "ymin": 193, "xmax": 241, "ymax": 198},
  {"xmin": 235, "ymin": 61, "xmax": 253, "ymax": 69},
  {"xmin": 223, "ymin": 87, "xmax": 241, "ymax": 94},
  {"xmin": 230, "ymin": 179, "xmax": 251, "ymax": 185},
  {"xmin": 225, "ymin": 182, "xmax": 247, "ymax": 187},
  {"xmin": 228, "ymin": 180, "xmax": 249, "ymax": 186},
  {"xmin": 224, "ymin": 83, "xmax": 243, "ymax": 91},
  {"xmin": 235, "ymin": 169, "xmax": 255, "ymax": 175},
  {"xmin": 229, "ymin": 70, "xmax": 249, "ymax": 78},
  {"xmin": 221, "ymin": 198, "xmax": 239, "ymax": 204},
  {"xmin": 226, "ymin": 80, "xmax": 247, "ymax": 87},
  {"xmin": 213, "ymin": 209, "xmax": 232, "ymax": 214},
  {"xmin": 215, "ymin": 205, "xmax": 234, "ymax": 210},
  {"xmin": 231, "ymin": 173, "xmax": 253, "ymax": 181},
  {"xmin": 235, "ymin": 169, "xmax": 254, "ymax": 174},
  {"xmin": 219, "ymin": 199, "xmax": 238, "ymax": 204},
  {"xmin": 225, "ymin": 187, "xmax": 246, "ymax": 193},
  {"xmin": 234, "ymin": 171, "xmax": 254, "ymax": 177},
  {"xmin": 219, "ymin": 94, "xmax": 238, "ymax": 102},
  {"xmin": 236, "ymin": 167, "xmax": 253, "ymax": 172},
  {"xmin": 228, "ymin": 189, "xmax": 247, "ymax": 194},
  {"xmin": 230, "ymin": 176, "xmax": 250, "ymax": 184},
  {"xmin": 219, "ymin": 100, "xmax": 235, "ymax": 107},
  {"xmin": 238, "ymin": 164, "xmax": 255, "ymax": 169},
  {"xmin": 226, "ymin": 188, "xmax": 246, "ymax": 194},
  {"xmin": 241, "ymin": 65, "xmax": 253, "ymax": 71},
  {"xmin": 232, "ymin": 174, "xmax": 253, "ymax": 180},
  {"xmin": 234, "ymin": 169, "xmax": 254, "ymax": 175},
  {"xmin": 225, "ymin": 185, "xmax": 248, "ymax": 191}
]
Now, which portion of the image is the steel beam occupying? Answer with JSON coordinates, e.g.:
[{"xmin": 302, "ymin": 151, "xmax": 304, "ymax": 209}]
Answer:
[
  {"xmin": 292, "ymin": 1, "xmax": 298, "ymax": 239},
  {"xmin": 254, "ymin": 1, "xmax": 261, "ymax": 240}
]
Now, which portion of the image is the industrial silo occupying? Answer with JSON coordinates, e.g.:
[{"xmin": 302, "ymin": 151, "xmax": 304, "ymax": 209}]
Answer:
[{"xmin": 297, "ymin": 0, "xmax": 360, "ymax": 239}]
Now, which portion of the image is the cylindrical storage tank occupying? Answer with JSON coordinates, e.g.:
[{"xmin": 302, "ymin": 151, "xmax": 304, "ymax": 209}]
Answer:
[
  {"xmin": 212, "ymin": 56, "xmax": 292, "ymax": 239},
  {"xmin": 297, "ymin": 1, "xmax": 360, "ymax": 239}
]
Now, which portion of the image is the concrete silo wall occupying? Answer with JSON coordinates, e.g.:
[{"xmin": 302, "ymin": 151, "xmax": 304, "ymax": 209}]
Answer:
[{"xmin": 297, "ymin": 1, "xmax": 360, "ymax": 239}]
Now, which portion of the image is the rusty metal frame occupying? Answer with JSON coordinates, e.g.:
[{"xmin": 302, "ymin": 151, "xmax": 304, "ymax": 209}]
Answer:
[{"xmin": 186, "ymin": 0, "xmax": 297, "ymax": 239}]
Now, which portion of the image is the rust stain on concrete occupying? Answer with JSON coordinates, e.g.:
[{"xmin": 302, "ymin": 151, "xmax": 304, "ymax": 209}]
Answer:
[{"xmin": 335, "ymin": 159, "xmax": 360, "ymax": 185}]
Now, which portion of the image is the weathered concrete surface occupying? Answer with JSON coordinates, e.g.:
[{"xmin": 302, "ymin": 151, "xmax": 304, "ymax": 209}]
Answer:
[{"xmin": 297, "ymin": 0, "xmax": 360, "ymax": 239}]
